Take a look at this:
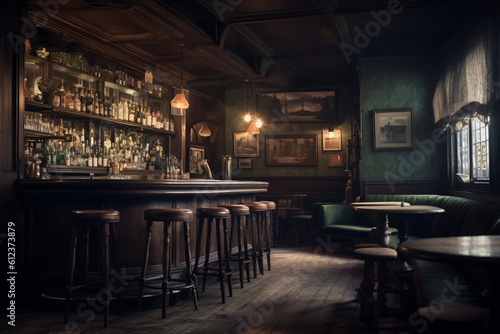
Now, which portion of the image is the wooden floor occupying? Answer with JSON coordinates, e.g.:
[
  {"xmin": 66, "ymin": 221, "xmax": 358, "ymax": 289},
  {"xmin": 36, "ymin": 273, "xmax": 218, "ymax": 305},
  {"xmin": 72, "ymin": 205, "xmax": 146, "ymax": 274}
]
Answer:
[{"xmin": 1, "ymin": 245, "xmax": 403, "ymax": 334}]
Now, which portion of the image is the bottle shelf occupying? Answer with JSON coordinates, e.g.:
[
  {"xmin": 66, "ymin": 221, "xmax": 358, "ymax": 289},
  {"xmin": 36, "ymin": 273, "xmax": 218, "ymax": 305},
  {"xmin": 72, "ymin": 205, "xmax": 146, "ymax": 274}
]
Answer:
[
  {"xmin": 24, "ymin": 130, "xmax": 65, "ymax": 140},
  {"xmin": 25, "ymin": 100, "xmax": 53, "ymax": 112},
  {"xmin": 24, "ymin": 99, "xmax": 175, "ymax": 136}
]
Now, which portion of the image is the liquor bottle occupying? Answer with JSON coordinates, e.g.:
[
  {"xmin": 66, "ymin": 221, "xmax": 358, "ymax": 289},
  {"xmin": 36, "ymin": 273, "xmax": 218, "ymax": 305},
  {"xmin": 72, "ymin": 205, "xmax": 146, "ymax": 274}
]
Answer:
[
  {"xmin": 141, "ymin": 105, "xmax": 147, "ymax": 126},
  {"xmin": 128, "ymin": 102, "xmax": 135, "ymax": 122},
  {"xmin": 99, "ymin": 96, "xmax": 104, "ymax": 116},
  {"xmin": 80, "ymin": 89, "xmax": 86, "ymax": 113},
  {"xmin": 66, "ymin": 87, "xmax": 74, "ymax": 110},
  {"xmin": 111, "ymin": 99, "xmax": 117, "ymax": 119},
  {"xmin": 102, "ymin": 147, "xmax": 108, "ymax": 168},
  {"xmin": 146, "ymin": 108, "xmax": 152, "ymax": 127},
  {"xmin": 97, "ymin": 140, "xmax": 103, "ymax": 167},
  {"xmin": 58, "ymin": 80, "xmax": 66, "ymax": 108},
  {"xmin": 92, "ymin": 144, "xmax": 98, "ymax": 167},
  {"xmin": 86, "ymin": 91, "xmax": 94, "ymax": 114},
  {"xmin": 75, "ymin": 88, "xmax": 81, "ymax": 112},
  {"xmin": 117, "ymin": 100, "xmax": 124, "ymax": 120},
  {"xmin": 136, "ymin": 105, "xmax": 142, "ymax": 124},
  {"xmin": 149, "ymin": 111, "xmax": 156, "ymax": 128},
  {"xmin": 104, "ymin": 96, "xmax": 110, "ymax": 117},
  {"xmin": 123, "ymin": 101, "xmax": 129, "ymax": 122},
  {"xmin": 94, "ymin": 92, "xmax": 100, "ymax": 115}
]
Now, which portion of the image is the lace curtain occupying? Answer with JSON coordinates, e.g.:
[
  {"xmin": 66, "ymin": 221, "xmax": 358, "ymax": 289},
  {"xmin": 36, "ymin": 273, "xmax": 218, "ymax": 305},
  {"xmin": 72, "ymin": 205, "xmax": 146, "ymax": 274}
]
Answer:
[{"xmin": 432, "ymin": 2, "xmax": 498, "ymax": 131}]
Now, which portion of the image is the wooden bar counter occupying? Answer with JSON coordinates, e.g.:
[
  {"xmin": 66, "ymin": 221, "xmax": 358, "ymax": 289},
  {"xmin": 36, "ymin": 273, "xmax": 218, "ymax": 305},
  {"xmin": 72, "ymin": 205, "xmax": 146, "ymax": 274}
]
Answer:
[{"xmin": 16, "ymin": 178, "xmax": 268, "ymax": 299}]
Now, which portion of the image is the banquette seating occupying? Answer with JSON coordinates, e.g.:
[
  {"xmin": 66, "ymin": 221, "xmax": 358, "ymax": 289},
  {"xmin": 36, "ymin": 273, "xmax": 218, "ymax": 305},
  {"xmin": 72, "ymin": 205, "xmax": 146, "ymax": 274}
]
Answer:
[{"xmin": 316, "ymin": 194, "xmax": 500, "ymax": 323}]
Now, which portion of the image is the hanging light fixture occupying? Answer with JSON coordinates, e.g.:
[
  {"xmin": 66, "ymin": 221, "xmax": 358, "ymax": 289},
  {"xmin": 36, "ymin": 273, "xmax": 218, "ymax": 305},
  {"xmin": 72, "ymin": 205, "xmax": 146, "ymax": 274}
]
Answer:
[
  {"xmin": 198, "ymin": 122, "xmax": 211, "ymax": 137},
  {"xmin": 244, "ymin": 80, "xmax": 262, "ymax": 134},
  {"xmin": 171, "ymin": 46, "xmax": 189, "ymax": 109}
]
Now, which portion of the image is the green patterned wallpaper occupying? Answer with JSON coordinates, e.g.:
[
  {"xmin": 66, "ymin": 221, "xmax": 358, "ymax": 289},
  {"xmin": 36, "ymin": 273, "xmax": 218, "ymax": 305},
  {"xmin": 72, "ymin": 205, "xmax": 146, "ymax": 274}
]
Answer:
[
  {"xmin": 225, "ymin": 85, "xmax": 352, "ymax": 178},
  {"xmin": 359, "ymin": 55, "xmax": 445, "ymax": 182}
]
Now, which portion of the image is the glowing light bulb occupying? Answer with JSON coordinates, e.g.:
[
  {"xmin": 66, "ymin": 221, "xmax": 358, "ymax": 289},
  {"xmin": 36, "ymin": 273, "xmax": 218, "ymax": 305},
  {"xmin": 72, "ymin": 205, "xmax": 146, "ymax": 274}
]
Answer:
[
  {"xmin": 244, "ymin": 114, "xmax": 252, "ymax": 122},
  {"xmin": 329, "ymin": 131, "xmax": 334, "ymax": 139},
  {"xmin": 256, "ymin": 119, "xmax": 262, "ymax": 128}
]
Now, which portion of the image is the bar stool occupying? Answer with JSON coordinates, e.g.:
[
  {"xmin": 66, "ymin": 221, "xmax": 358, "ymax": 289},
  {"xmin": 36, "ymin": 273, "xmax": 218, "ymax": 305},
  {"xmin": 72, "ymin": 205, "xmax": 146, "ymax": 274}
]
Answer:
[
  {"xmin": 240, "ymin": 202, "xmax": 268, "ymax": 278},
  {"xmin": 137, "ymin": 208, "xmax": 198, "ymax": 318},
  {"xmin": 193, "ymin": 207, "xmax": 232, "ymax": 303},
  {"xmin": 219, "ymin": 204, "xmax": 251, "ymax": 288},
  {"xmin": 65, "ymin": 210, "xmax": 120, "ymax": 327},
  {"xmin": 258, "ymin": 200, "xmax": 275, "ymax": 271},
  {"xmin": 352, "ymin": 247, "xmax": 397, "ymax": 328}
]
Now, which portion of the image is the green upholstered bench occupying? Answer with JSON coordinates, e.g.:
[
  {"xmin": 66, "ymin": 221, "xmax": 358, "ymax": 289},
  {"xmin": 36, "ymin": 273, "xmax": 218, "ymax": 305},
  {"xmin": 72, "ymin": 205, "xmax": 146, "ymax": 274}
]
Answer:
[{"xmin": 318, "ymin": 194, "xmax": 500, "ymax": 324}]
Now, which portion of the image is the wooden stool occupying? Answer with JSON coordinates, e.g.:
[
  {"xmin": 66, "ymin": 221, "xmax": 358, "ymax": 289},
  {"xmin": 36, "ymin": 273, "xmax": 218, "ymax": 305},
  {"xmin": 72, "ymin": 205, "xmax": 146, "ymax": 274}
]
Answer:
[
  {"xmin": 240, "ymin": 202, "xmax": 268, "ymax": 278},
  {"xmin": 193, "ymin": 207, "xmax": 232, "ymax": 303},
  {"xmin": 65, "ymin": 210, "xmax": 120, "ymax": 327},
  {"xmin": 352, "ymin": 247, "xmax": 397, "ymax": 328},
  {"xmin": 219, "ymin": 204, "xmax": 251, "ymax": 288},
  {"xmin": 258, "ymin": 201, "xmax": 275, "ymax": 271},
  {"xmin": 137, "ymin": 208, "xmax": 198, "ymax": 318}
]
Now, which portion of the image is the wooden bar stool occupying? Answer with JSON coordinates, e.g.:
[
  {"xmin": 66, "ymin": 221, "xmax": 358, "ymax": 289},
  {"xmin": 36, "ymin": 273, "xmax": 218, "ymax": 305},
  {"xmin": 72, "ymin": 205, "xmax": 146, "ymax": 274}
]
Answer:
[
  {"xmin": 240, "ymin": 202, "xmax": 268, "ymax": 278},
  {"xmin": 352, "ymin": 247, "xmax": 397, "ymax": 328},
  {"xmin": 258, "ymin": 200, "xmax": 275, "ymax": 271},
  {"xmin": 193, "ymin": 207, "xmax": 232, "ymax": 303},
  {"xmin": 219, "ymin": 204, "xmax": 251, "ymax": 288},
  {"xmin": 137, "ymin": 208, "xmax": 198, "ymax": 318},
  {"xmin": 65, "ymin": 210, "xmax": 120, "ymax": 327}
]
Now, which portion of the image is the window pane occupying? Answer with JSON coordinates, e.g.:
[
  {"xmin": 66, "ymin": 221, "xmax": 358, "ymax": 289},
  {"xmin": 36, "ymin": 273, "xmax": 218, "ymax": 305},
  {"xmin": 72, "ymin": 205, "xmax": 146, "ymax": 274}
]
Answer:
[
  {"xmin": 456, "ymin": 124, "xmax": 469, "ymax": 175},
  {"xmin": 470, "ymin": 117, "xmax": 489, "ymax": 180}
]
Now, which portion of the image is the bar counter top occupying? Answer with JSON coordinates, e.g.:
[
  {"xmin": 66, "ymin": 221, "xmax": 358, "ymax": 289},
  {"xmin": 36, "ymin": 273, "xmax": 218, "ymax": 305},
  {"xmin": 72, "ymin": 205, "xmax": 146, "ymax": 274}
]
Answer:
[{"xmin": 16, "ymin": 178, "xmax": 269, "ymax": 196}]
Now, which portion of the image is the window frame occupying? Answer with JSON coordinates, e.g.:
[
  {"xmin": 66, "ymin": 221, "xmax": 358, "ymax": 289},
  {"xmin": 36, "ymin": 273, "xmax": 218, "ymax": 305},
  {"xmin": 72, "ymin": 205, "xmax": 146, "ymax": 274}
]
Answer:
[{"xmin": 450, "ymin": 117, "xmax": 492, "ymax": 192}]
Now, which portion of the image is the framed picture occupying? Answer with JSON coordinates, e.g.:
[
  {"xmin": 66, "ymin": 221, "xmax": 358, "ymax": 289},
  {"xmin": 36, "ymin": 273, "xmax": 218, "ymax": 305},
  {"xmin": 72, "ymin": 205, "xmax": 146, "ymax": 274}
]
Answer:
[
  {"xmin": 238, "ymin": 158, "xmax": 253, "ymax": 169},
  {"xmin": 322, "ymin": 129, "xmax": 342, "ymax": 151},
  {"xmin": 373, "ymin": 108, "xmax": 414, "ymax": 151},
  {"xmin": 188, "ymin": 145, "xmax": 205, "ymax": 174},
  {"xmin": 233, "ymin": 132, "xmax": 260, "ymax": 157},
  {"xmin": 328, "ymin": 154, "xmax": 344, "ymax": 167},
  {"xmin": 258, "ymin": 91, "xmax": 336, "ymax": 122},
  {"xmin": 265, "ymin": 134, "xmax": 317, "ymax": 166}
]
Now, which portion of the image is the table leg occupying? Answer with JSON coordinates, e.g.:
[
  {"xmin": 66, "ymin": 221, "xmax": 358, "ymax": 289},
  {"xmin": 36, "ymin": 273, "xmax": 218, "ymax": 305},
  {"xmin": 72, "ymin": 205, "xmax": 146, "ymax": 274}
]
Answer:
[
  {"xmin": 395, "ymin": 217, "xmax": 416, "ymax": 319},
  {"xmin": 376, "ymin": 213, "xmax": 391, "ymax": 247}
]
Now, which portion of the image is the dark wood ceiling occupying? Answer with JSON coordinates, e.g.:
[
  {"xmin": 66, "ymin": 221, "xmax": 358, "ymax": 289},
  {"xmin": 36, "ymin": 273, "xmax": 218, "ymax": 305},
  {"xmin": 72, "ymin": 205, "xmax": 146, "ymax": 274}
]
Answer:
[{"xmin": 27, "ymin": 0, "xmax": 474, "ymax": 90}]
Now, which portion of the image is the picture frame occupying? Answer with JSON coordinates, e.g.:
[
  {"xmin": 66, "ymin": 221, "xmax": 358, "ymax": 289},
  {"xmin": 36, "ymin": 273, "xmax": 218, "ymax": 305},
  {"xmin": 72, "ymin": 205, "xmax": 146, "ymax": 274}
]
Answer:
[
  {"xmin": 238, "ymin": 158, "xmax": 253, "ymax": 169},
  {"xmin": 233, "ymin": 132, "xmax": 260, "ymax": 157},
  {"xmin": 328, "ymin": 154, "xmax": 344, "ymax": 167},
  {"xmin": 258, "ymin": 91, "xmax": 336, "ymax": 122},
  {"xmin": 265, "ymin": 134, "xmax": 318, "ymax": 166},
  {"xmin": 373, "ymin": 108, "xmax": 414, "ymax": 151},
  {"xmin": 188, "ymin": 145, "xmax": 205, "ymax": 174},
  {"xmin": 322, "ymin": 129, "xmax": 342, "ymax": 151}
]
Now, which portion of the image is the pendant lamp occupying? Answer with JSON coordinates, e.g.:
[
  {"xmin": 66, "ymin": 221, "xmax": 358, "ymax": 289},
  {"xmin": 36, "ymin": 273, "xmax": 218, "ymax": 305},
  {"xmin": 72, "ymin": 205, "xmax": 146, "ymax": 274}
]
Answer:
[
  {"xmin": 198, "ymin": 122, "xmax": 212, "ymax": 137},
  {"xmin": 171, "ymin": 47, "xmax": 189, "ymax": 109}
]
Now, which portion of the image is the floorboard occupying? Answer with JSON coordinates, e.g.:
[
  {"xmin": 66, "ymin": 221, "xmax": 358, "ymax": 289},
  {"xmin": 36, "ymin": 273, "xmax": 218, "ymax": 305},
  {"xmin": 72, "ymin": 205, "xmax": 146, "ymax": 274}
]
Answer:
[{"xmin": 1, "ymin": 246, "xmax": 405, "ymax": 334}]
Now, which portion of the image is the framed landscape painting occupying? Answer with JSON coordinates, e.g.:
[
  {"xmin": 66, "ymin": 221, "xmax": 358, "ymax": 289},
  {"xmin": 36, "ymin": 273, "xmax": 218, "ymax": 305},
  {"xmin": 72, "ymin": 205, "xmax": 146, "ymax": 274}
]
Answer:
[
  {"xmin": 233, "ymin": 132, "xmax": 260, "ymax": 157},
  {"xmin": 258, "ymin": 91, "xmax": 336, "ymax": 122},
  {"xmin": 265, "ymin": 134, "xmax": 317, "ymax": 166},
  {"xmin": 373, "ymin": 108, "xmax": 414, "ymax": 151}
]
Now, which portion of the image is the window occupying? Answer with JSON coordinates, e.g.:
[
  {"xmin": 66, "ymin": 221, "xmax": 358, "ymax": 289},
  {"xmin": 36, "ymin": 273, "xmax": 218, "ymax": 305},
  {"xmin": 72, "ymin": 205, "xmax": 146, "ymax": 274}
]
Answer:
[{"xmin": 456, "ymin": 117, "xmax": 490, "ymax": 182}]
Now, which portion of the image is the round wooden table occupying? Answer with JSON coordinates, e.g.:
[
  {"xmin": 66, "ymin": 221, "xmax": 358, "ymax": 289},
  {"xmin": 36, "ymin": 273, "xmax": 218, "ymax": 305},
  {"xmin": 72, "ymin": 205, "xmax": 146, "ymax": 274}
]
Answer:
[
  {"xmin": 352, "ymin": 205, "xmax": 444, "ymax": 247},
  {"xmin": 399, "ymin": 235, "xmax": 500, "ymax": 333},
  {"xmin": 352, "ymin": 205, "xmax": 445, "ymax": 318},
  {"xmin": 350, "ymin": 201, "xmax": 410, "ymax": 207}
]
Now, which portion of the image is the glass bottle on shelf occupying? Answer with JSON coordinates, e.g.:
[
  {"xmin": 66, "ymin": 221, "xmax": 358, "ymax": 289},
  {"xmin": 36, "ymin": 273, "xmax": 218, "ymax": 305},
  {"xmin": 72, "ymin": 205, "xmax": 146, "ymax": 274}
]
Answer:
[
  {"xmin": 75, "ymin": 88, "xmax": 81, "ymax": 112},
  {"xmin": 123, "ymin": 101, "xmax": 129, "ymax": 121},
  {"xmin": 111, "ymin": 99, "xmax": 117, "ymax": 119},
  {"xmin": 86, "ymin": 90, "xmax": 93, "ymax": 114},
  {"xmin": 117, "ymin": 100, "xmax": 124, "ymax": 120},
  {"xmin": 80, "ymin": 89, "xmax": 86, "ymax": 113}
]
